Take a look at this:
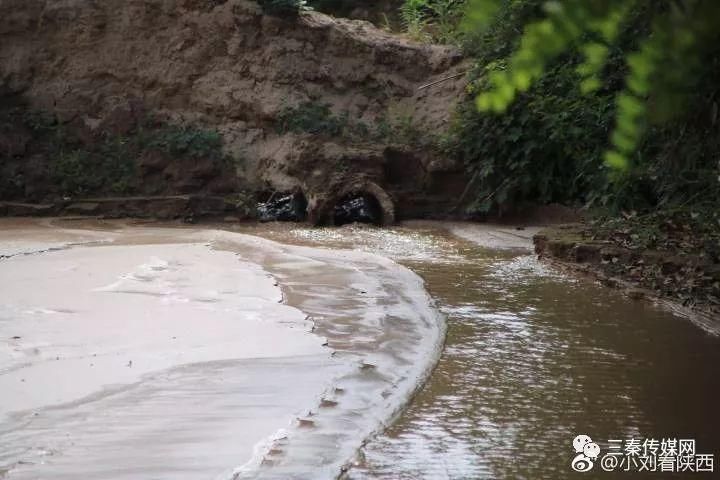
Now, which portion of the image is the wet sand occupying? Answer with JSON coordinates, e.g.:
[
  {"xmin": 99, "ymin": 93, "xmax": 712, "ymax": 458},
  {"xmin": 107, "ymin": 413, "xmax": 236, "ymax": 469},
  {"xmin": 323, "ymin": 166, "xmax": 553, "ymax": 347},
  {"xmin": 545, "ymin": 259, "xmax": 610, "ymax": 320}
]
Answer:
[
  {"xmin": 0, "ymin": 220, "xmax": 336, "ymax": 479},
  {"xmin": 0, "ymin": 242, "xmax": 328, "ymax": 415},
  {"xmin": 0, "ymin": 219, "xmax": 444, "ymax": 479}
]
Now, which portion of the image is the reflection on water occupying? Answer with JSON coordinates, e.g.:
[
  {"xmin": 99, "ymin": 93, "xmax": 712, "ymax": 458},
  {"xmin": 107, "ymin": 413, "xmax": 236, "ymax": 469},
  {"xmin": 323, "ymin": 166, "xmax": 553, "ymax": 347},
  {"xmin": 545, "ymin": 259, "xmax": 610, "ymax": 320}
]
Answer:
[
  {"xmin": 237, "ymin": 223, "xmax": 720, "ymax": 480},
  {"xmin": 251, "ymin": 224, "xmax": 465, "ymax": 264},
  {"xmin": 5, "ymin": 220, "xmax": 717, "ymax": 479},
  {"xmin": 351, "ymin": 242, "xmax": 720, "ymax": 480}
]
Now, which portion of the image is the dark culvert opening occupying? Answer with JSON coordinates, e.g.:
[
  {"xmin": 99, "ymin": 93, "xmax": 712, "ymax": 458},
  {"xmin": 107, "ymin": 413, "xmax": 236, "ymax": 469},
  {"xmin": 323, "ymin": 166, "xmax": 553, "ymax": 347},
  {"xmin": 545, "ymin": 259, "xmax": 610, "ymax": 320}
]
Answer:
[
  {"xmin": 257, "ymin": 191, "xmax": 308, "ymax": 222},
  {"xmin": 333, "ymin": 192, "xmax": 383, "ymax": 226}
]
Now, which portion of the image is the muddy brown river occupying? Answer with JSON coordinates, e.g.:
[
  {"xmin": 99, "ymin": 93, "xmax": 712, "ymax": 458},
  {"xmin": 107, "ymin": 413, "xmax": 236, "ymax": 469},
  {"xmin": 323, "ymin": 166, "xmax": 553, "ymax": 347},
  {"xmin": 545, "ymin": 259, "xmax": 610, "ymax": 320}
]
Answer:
[
  {"xmin": 2, "ymin": 220, "xmax": 719, "ymax": 479},
  {"xmin": 239, "ymin": 222, "xmax": 720, "ymax": 480}
]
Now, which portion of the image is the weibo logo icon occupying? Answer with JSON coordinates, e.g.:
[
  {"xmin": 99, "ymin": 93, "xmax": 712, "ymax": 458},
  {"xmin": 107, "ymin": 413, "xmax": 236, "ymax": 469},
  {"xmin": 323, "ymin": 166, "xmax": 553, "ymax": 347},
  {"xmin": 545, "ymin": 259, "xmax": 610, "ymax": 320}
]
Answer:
[{"xmin": 572, "ymin": 435, "xmax": 601, "ymax": 472}]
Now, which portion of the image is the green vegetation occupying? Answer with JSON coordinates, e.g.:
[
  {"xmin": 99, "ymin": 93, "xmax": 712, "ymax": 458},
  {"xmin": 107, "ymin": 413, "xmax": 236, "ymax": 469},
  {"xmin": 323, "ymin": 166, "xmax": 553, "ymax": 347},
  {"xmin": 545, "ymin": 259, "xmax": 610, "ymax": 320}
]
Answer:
[
  {"xmin": 466, "ymin": 0, "xmax": 720, "ymax": 171},
  {"xmin": 276, "ymin": 102, "xmax": 346, "ymax": 136},
  {"xmin": 5, "ymin": 0, "xmax": 717, "ymax": 225},
  {"xmin": 141, "ymin": 125, "xmax": 228, "ymax": 163},
  {"xmin": 447, "ymin": 60, "xmax": 614, "ymax": 213},
  {"xmin": 261, "ymin": 0, "xmax": 464, "ymax": 42},
  {"xmin": 400, "ymin": 0, "xmax": 467, "ymax": 42},
  {"xmin": 319, "ymin": 0, "xmax": 716, "ymax": 217},
  {"xmin": 0, "ymin": 106, "xmax": 235, "ymax": 199},
  {"xmin": 590, "ymin": 209, "xmax": 720, "ymax": 255},
  {"xmin": 375, "ymin": 104, "xmax": 431, "ymax": 147},
  {"xmin": 1, "ymin": 109, "xmax": 137, "ymax": 198},
  {"xmin": 53, "ymin": 142, "xmax": 135, "ymax": 197},
  {"xmin": 275, "ymin": 100, "xmax": 432, "ymax": 147},
  {"xmin": 309, "ymin": 0, "xmax": 371, "ymax": 15},
  {"xmin": 307, "ymin": 0, "xmax": 402, "ymax": 19},
  {"xmin": 258, "ymin": 0, "xmax": 307, "ymax": 17},
  {"xmin": 416, "ymin": 0, "xmax": 720, "ymax": 217}
]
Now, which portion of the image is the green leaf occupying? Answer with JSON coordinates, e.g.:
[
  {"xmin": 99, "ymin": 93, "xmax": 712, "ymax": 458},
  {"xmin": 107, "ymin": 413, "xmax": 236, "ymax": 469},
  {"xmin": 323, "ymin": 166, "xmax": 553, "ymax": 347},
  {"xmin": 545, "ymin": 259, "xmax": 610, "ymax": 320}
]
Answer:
[
  {"xmin": 604, "ymin": 150, "xmax": 629, "ymax": 171},
  {"xmin": 617, "ymin": 93, "xmax": 646, "ymax": 118},
  {"xmin": 580, "ymin": 77, "xmax": 602, "ymax": 94},
  {"xmin": 611, "ymin": 129, "xmax": 637, "ymax": 154}
]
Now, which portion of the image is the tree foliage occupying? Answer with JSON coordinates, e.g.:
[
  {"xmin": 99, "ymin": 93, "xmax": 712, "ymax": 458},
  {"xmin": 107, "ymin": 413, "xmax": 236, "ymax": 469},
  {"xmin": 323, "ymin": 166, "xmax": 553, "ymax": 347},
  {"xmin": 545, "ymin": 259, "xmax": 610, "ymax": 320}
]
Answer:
[
  {"xmin": 400, "ymin": 0, "xmax": 468, "ymax": 42},
  {"xmin": 443, "ymin": 0, "xmax": 720, "ymax": 215},
  {"xmin": 465, "ymin": 0, "xmax": 720, "ymax": 174}
]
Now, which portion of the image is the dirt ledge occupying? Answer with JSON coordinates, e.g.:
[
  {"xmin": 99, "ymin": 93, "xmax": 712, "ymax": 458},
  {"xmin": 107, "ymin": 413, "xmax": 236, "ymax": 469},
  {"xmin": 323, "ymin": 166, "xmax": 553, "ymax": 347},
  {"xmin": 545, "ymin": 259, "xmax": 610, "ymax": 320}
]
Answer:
[
  {"xmin": 0, "ymin": 194, "xmax": 256, "ymax": 222},
  {"xmin": 534, "ymin": 223, "xmax": 720, "ymax": 331}
]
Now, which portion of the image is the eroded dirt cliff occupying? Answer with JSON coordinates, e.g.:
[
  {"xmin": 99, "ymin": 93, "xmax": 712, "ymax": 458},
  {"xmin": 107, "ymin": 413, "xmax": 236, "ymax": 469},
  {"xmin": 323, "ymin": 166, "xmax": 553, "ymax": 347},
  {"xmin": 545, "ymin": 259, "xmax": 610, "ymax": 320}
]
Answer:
[{"xmin": 0, "ymin": 0, "xmax": 468, "ymax": 222}]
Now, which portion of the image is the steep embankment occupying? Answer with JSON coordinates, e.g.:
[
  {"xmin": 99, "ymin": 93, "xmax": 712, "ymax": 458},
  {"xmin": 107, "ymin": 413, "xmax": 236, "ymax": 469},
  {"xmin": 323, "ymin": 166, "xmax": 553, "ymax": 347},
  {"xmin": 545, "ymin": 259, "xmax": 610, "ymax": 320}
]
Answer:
[{"xmin": 0, "ymin": 0, "xmax": 467, "ymax": 222}]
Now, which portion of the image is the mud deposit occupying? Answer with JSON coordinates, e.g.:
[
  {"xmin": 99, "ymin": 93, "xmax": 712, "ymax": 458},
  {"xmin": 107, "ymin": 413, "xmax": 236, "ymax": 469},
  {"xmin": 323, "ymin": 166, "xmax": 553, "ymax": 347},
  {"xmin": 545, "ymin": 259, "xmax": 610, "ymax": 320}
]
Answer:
[
  {"xmin": 0, "ymin": 219, "xmax": 442, "ymax": 480},
  {"xmin": 2, "ymin": 219, "xmax": 719, "ymax": 480}
]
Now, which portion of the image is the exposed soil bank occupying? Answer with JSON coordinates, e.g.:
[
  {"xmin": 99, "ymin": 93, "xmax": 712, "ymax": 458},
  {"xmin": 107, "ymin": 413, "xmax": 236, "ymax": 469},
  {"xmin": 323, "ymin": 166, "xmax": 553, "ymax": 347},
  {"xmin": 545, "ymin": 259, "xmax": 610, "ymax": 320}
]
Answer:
[
  {"xmin": 0, "ymin": 195, "xmax": 255, "ymax": 221},
  {"xmin": 534, "ymin": 221, "xmax": 720, "ymax": 329},
  {"xmin": 0, "ymin": 0, "xmax": 468, "ymax": 221}
]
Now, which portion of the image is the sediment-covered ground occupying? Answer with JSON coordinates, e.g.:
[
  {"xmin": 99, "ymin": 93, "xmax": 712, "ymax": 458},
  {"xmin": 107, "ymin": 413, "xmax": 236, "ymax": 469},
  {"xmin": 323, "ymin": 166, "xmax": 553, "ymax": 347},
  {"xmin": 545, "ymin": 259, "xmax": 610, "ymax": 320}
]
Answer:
[{"xmin": 0, "ymin": 219, "xmax": 444, "ymax": 479}]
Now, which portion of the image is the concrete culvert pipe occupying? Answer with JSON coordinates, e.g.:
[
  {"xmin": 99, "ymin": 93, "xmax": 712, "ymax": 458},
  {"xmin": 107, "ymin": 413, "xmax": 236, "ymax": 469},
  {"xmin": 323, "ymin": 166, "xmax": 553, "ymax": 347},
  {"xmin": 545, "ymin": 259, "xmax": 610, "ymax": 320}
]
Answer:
[
  {"xmin": 333, "ymin": 192, "xmax": 384, "ymax": 226},
  {"xmin": 310, "ymin": 181, "xmax": 396, "ymax": 226},
  {"xmin": 257, "ymin": 191, "xmax": 308, "ymax": 222}
]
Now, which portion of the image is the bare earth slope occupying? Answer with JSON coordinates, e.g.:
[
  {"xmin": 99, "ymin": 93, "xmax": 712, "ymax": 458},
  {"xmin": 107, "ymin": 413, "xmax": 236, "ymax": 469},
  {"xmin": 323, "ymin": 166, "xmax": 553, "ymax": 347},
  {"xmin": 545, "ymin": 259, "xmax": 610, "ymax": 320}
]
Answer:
[{"xmin": 0, "ymin": 0, "xmax": 468, "ymax": 219}]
